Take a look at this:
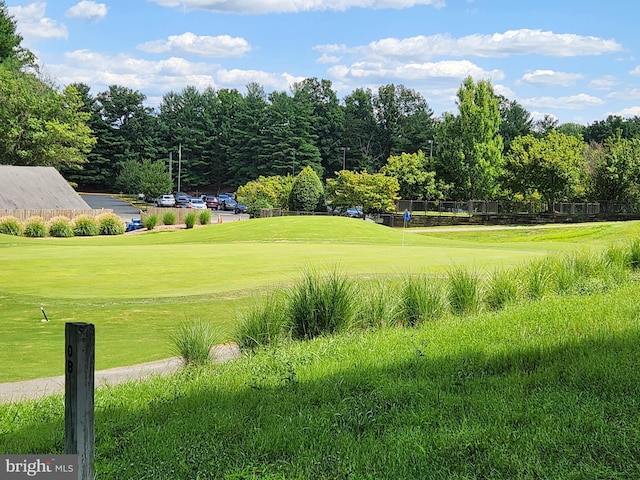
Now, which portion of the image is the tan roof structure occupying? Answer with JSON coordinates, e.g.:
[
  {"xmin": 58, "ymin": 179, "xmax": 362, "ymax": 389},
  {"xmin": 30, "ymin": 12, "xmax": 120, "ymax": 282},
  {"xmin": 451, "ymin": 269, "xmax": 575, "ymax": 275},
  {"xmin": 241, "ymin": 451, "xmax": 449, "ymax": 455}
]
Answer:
[{"xmin": 0, "ymin": 166, "xmax": 91, "ymax": 210}]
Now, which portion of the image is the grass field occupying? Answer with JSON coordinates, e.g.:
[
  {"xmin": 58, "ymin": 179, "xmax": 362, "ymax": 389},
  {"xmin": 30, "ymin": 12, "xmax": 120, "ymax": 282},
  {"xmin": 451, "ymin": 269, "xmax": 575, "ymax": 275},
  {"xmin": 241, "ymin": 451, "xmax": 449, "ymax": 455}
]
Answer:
[{"xmin": 1, "ymin": 216, "xmax": 639, "ymax": 382}]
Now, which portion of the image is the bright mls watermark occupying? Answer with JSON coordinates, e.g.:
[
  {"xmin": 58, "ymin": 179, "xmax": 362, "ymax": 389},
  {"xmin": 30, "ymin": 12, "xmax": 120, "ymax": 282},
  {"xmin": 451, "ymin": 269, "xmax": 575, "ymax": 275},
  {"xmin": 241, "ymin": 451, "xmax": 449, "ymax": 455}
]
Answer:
[{"xmin": 1, "ymin": 455, "xmax": 77, "ymax": 479}]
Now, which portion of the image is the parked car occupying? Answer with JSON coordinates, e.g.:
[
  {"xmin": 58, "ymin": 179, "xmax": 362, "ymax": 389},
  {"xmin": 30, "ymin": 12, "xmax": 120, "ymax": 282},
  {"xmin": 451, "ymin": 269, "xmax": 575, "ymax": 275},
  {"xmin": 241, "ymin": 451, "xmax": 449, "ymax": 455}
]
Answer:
[
  {"xmin": 234, "ymin": 202, "xmax": 248, "ymax": 214},
  {"xmin": 218, "ymin": 194, "xmax": 237, "ymax": 211},
  {"xmin": 346, "ymin": 206, "xmax": 363, "ymax": 218},
  {"xmin": 155, "ymin": 194, "xmax": 176, "ymax": 207},
  {"xmin": 188, "ymin": 198, "xmax": 207, "ymax": 209},
  {"xmin": 204, "ymin": 195, "xmax": 219, "ymax": 209},
  {"xmin": 175, "ymin": 192, "xmax": 190, "ymax": 208}
]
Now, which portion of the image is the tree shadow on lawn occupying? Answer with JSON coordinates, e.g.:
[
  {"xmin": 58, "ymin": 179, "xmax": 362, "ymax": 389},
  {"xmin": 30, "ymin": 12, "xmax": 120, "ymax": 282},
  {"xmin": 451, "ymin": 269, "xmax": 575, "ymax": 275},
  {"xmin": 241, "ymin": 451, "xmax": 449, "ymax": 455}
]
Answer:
[{"xmin": 3, "ymin": 330, "xmax": 640, "ymax": 479}]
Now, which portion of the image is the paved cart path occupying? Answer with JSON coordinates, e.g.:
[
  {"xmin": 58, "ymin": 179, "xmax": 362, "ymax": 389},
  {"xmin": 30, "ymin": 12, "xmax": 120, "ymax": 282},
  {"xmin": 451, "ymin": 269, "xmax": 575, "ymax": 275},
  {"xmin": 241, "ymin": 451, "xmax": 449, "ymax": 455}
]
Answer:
[{"xmin": 0, "ymin": 344, "xmax": 241, "ymax": 404}]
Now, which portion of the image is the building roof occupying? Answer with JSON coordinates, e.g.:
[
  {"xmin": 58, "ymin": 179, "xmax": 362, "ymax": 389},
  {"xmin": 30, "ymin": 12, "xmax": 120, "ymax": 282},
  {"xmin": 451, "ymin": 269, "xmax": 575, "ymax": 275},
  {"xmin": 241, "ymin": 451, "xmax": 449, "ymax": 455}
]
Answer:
[{"xmin": 0, "ymin": 166, "xmax": 91, "ymax": 210}]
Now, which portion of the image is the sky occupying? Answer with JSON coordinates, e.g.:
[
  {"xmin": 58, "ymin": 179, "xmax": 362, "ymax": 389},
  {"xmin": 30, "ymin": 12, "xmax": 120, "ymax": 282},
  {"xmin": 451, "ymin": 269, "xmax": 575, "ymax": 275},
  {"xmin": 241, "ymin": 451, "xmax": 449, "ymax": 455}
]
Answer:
[{"xmin": 5, "ymin": 0, "xmax": 640, "ymax": 125}]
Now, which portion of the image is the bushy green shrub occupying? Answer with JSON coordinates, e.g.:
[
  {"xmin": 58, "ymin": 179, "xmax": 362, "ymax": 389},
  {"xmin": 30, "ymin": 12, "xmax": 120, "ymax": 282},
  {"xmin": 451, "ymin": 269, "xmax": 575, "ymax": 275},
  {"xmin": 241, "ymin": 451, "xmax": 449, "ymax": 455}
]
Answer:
[
  {"xmin": 73, "ymin": 214, "xmax": 99, "ymax": 236},
  {"xmin": 198, "ymin": 210, "xmax": 211, "ymax": 225},
  {"xmin": 235, "ymin": 294, "xmax": 290, "ymax": 351},
  {"xmin": 162, "ymin": 211, "xmax": 176, "ymax": 225},
  {"xmin": 97, "ymin": 213, "xmax": 125, "ymax": 235},
  {"xmin": 288, "ymin": 267, "xmax": 355, "ymax": 340},
  {"xmin": 24, "ymin": 216, "xmax": 47, "ymax": 238},
  {"xmin": 185, "ymin": 212, "xmax": 197, "ymax": 229},
  {"xmin": 288, "ymin": 166, "xmax": 325, "ymax": 212},
  {"xmin": 142, "ymin": 214, "xmax": 159, "ymax": 230},
  {"xmin": 169, "ymin": 319, "xmax": 220, "ymax": 366},
  {"xmin": 248, "ymin": 198, "xmax": 272, "ymax": 218},
  {"xmin": 48, "ymin": 216, "xmax": 74, "ymax": 237},
  {"xmin": 0, "ymin": 216, "xmax": 23, "ymax": 236}
]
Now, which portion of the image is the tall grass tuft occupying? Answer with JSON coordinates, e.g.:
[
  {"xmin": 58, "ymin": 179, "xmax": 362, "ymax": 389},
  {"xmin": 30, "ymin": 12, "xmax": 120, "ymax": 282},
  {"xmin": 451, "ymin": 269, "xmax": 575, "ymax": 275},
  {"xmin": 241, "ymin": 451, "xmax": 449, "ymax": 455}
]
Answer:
[
  {"xmin": 235, "ymin": 293, "xmax": 290, "ymax": 351},
  {"xmin": 142, "ymin": 214, "xmax": 159, "ymax": 230},
  {"xmin": 198, "ymin": 210, "xmax": 212, "ymax": 225},
  {"xmin": 162, "ymin": 210, "xmax": 176, "ymax": 225},
  {"xmin": 485, "ymin": 268, "xmax": 520, "ymax": 310},
  {"xmin": 288, "ymin": 267, "xmax": 356, "ymax": 340},
  {"xmin": 354, "ymin": 277, "xmax": 398, "ymax": 329},
  {"xmin": 169, "ymin": 319, "xmax": 221, "ymax": 366},
  {"xmin": 602, "ymin": 244, "xmax": 630, "ymax": 285},
  {"xmin": 185, "ymin": 212, "xmax": 197, "ymax": 229},
  {"xmin": 629, "ymin": 238, "xmax": 640, "ymax": 269},
  {"xmin": 522, "ymin": 257, "xmax": 553, "ymax": 300},
  {"xmin": 48, "ymin": 216, "xmax": 74, "ymax": 237},
  {"xmin": 0, "ymin": 216, "xmax": 23, "ymax": 236},
  {"xmin": 447, "ymin": 266, "xmax": 481, "ymax": 315},
  {"xmin": 97, "ymin": 213, "xmax": 125, "ymax": 235},
  {"xmin": 398, "ymin": 274, "xmax": 446, "ymax": 325},
  {"xmin": 73, "ymin": 214, "xmax": 99, "ymax": 236},
  {"xmin": 24, "ymin": 217, "xmax": 47, "ymax": 238}
]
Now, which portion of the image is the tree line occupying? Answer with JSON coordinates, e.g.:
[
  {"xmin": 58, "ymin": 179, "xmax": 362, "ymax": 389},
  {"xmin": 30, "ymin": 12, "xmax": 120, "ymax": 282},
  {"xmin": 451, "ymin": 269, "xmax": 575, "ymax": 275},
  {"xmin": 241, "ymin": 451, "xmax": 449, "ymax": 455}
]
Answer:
[{"xmin": 3, "ymin": 2, "xmax": 640, "ymax": 210}]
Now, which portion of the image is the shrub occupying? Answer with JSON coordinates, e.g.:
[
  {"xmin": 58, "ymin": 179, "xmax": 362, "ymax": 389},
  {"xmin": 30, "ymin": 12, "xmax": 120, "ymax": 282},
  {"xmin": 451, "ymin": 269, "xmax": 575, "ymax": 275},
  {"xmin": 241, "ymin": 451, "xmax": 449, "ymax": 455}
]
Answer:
[
  {"xmin": 142, "ymin": 214, "xmax": 159, "ymax": 230},
  {"xmin": 48, "ymin": 216, "xmax": 74, "ymax": 237},
  {"xmin": 185, "ymin": 212, "xmax": 197, "ymax": 229},
  {"xmin": 0, "ymin": 216, "xmax": 23, "ymax": 236},
  {"xmin": 162, "ymin": 210, "xmax": 176, "ymax": 225},
  {"xmin": 288, "ymin": 267, "xmax": 356, "ymax": 340},
  {"xmin": 97, "ymin": 213, "xmax": 125, "ymax": 235},
  {"xmin": 398, "ymin": 274, "xmax": 445, "ymax": 325},
  {"xmin": 73, "ymin": 214, "xmax": 99, "ymax": 236},
  {"xmin": 198, "ymin": 210, "xmax": 211, "ymax": 225},
  {"xmin": 288, "ymin": 166, "xmax": 325, "ymax": 212},
  {"xmin": 247, "ymin": 198, "xmax": 272, "ymax": 218},
  {"xmin": 235, "ymin": 294, "xmax": 289, "ymax": 351},
  {"xmin": 24, "ymin": 216, "xmax": 47, "ymax": 238},
  {"xmin": 522, "ymin": 257, "xmax": 553, "ymax": 300},
  {"xmin": 447, "ymin": 266, "xmax": 481, "ymax": 315},
  {"xmin": 169, "ymin": 319, "xmax": 221, "ymax": 366}
]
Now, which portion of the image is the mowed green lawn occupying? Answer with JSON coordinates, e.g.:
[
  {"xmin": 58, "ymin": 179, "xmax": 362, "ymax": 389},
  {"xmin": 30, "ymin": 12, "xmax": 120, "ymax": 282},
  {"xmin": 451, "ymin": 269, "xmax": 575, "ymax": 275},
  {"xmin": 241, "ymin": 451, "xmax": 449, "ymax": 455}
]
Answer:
[{"xmin": 1, "ymin": 216, "xmax": 638, "ymax": 382}]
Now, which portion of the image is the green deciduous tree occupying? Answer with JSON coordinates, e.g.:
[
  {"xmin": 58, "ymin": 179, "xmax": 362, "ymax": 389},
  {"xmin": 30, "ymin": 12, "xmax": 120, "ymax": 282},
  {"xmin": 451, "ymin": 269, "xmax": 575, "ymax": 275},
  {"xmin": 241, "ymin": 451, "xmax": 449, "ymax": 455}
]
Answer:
[
  {"xmin": 326, "ymin": 170, "xmax": 399, "ymax": 218},
  {"xmin": 115, "ymin": 159, "xmax": 172, "ymax": 200},
  {"xmin": 380, "ymin": 151, "xmax": 442, "ymax": 200},
  {"xmin": 236, "ymin": 175, "xmax": 294, "ymax": 210},
  {"xmin": 505, "ymin": 130, "xmax": 588, "ymax": 211},
  {"xmin": 436, "ymin": 77, "xmax": 504, "ymax": 200},
  {"xmin": 588, "ymin": 135, "xmax": 640, "ymax": 203}
]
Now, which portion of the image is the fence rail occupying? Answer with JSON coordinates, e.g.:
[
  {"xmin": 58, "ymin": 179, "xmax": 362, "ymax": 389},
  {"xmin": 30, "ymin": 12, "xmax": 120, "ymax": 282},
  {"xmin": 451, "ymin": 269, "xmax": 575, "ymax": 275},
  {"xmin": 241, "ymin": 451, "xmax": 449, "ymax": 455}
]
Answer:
[
  {"xmin": 395, "ymin": 200, "xmax": 612, "ymax": 216},
  {"xmin": 0, "ymin": 209, "xmax": 112, "ymax": 221}
]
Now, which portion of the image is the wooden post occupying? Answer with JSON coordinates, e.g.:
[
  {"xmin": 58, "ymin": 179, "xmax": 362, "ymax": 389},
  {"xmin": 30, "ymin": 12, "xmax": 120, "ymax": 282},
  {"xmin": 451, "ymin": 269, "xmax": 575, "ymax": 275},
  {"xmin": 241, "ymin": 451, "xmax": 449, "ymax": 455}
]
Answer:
[{"xmin": 65, "ymin": 322, "xmax": 95, "ymax": 480}]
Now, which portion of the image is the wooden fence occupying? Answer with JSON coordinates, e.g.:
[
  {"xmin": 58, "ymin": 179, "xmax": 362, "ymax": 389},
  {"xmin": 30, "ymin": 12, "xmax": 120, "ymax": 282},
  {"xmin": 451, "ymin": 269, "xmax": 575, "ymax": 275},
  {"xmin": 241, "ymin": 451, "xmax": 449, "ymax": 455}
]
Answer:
[{"xmin": 0, "ymin": 209, "xmax": 113, "ymax": 221}]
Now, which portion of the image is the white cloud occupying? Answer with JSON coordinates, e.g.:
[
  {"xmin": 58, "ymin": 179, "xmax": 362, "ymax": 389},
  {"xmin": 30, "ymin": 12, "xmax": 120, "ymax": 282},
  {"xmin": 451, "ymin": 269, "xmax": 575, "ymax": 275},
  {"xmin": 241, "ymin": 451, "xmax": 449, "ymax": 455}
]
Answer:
[
  {"xmin": 589, "ymin": 76, "xmax": 618, "ymax": 90},
  {"xmin": 148, "ymin": 0, "xmax": 445, "ymax": 14},
  {"xmin": 7, "ymin": 3, "xmax": 68, "ymax": 41},
  {"xmin": 138, "ymin": 32, "xmax": 251, "ymax": 58},
  {"xmin": 629, "ymin": 66, "xmax": 640, "ymax": 76},
  {"xmin": 519, "ymin": 70, "xmax": 583, "ymax": 87},
  {"xmin": 611, "ymin": 106, "xmax": 640, "ymax": 118},
  {"xmin": 217, "ymin": 69, "xmax": 305, "ymax": 91},
  {"xmin": 336, "ymin": 29, "xmax": 623, "ymax": 61},
  {"xmin": 316, "ymin": 53, "xmax": 341, "ymax": 64},
  {"xmin": 520, "ymin": 93, "xmax": 604, "ymax": 110},
  {"xmin": 605, "ymin": 88, "xmax": 640, "ymax": 100},
  {"xmin": 66, "ymin": 1, "xmax": 108, "ymax": 22},
  {"xmin": 328, "ymin": 59, "xmax": 503, "ymax": 82}
]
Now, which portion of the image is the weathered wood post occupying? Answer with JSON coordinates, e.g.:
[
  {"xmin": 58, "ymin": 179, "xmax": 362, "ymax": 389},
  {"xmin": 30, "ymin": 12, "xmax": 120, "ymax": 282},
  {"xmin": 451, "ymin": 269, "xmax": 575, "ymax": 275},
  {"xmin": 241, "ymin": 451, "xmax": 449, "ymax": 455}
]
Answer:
[{"xmin": 65, "ymin": 322, "xmax": 95, "ymax": 480}]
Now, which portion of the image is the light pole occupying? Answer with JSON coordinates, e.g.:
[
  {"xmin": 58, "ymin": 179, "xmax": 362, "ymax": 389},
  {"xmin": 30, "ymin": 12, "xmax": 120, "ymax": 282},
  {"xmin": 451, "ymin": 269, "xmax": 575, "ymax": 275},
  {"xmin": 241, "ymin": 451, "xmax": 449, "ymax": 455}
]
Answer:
[
  {"xmin": 341, "ymin": 146, "xmax": 349, "ymax": 170},
  {"xmin": 428, "ymin": 140, "xmax": 433, "ymax": 161}
]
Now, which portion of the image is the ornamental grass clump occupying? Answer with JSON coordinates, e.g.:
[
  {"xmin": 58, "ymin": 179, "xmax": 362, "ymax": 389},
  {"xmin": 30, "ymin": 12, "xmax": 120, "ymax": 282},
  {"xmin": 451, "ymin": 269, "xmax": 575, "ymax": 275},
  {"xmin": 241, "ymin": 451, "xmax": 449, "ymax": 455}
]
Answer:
[
  {"xmin": 169, "ymin": 319, "xmax": 221, "ymax": 366},
  {"xmin": 142, "ymin": 214, "xmax": 159, "ymax": 230},
  {"xmin": 24, "ymin": 216, "xmax": 47, "ymax": 238},
  {"xmin": 485, "ymin": 268, "xmax": 520, "ymax": 310},
  {"xmin": 48, "ymin": 216, "xmax": 74, "ymax": 238},
  {"xmin": 522, "ymin": 257, "xmax": 553, "ymax": 300},
  {"xmin": 162, "ymin": 211, "xmax": 176, "ymax": 225},
  {"xmin": 198, "ymin": 210, "xmax": 211, "ymax": 225},
  {"xmin": 235, "ymin": 293, "xmax": 290, "ymax": 351},
  {"xmin": 0, "ymin": 216, "xmax": 23, "ymax": 236},
  {"xmin": 288, "ymin": 267, "xmax": 356, "ymax": 340},
  {"xmin": 97, "ymin": 213, "xmax": 125, "ymax": 235},
  {"xmin": 73, "ymin": 214, "xmax": 99, "ymax": 236},
  {"xmin": 354, "ymin": 277, "xmax": 398, "ymax": 329},
  {"xmin": 185, "ymin": 212, "xmax": 197, "ymax": 229},
  {"xmin": 628, "ymin": 238, "xmax": 640, "ymax": 270},
  {"xmin": 447, "ymin": 266, "xmax": 481, "ymax": 315},
  {"xmin": 398, "ymin": 274, "xmax": 446, "ymax": 326}
]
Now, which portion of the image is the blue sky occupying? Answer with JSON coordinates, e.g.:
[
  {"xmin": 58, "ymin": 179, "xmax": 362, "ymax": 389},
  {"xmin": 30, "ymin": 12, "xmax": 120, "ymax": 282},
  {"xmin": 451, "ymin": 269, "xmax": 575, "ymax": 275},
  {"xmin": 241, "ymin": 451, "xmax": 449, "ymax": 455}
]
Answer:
[{"xmin": 6, "ymin": 0, "xmax": 640, "ymax": 125}]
